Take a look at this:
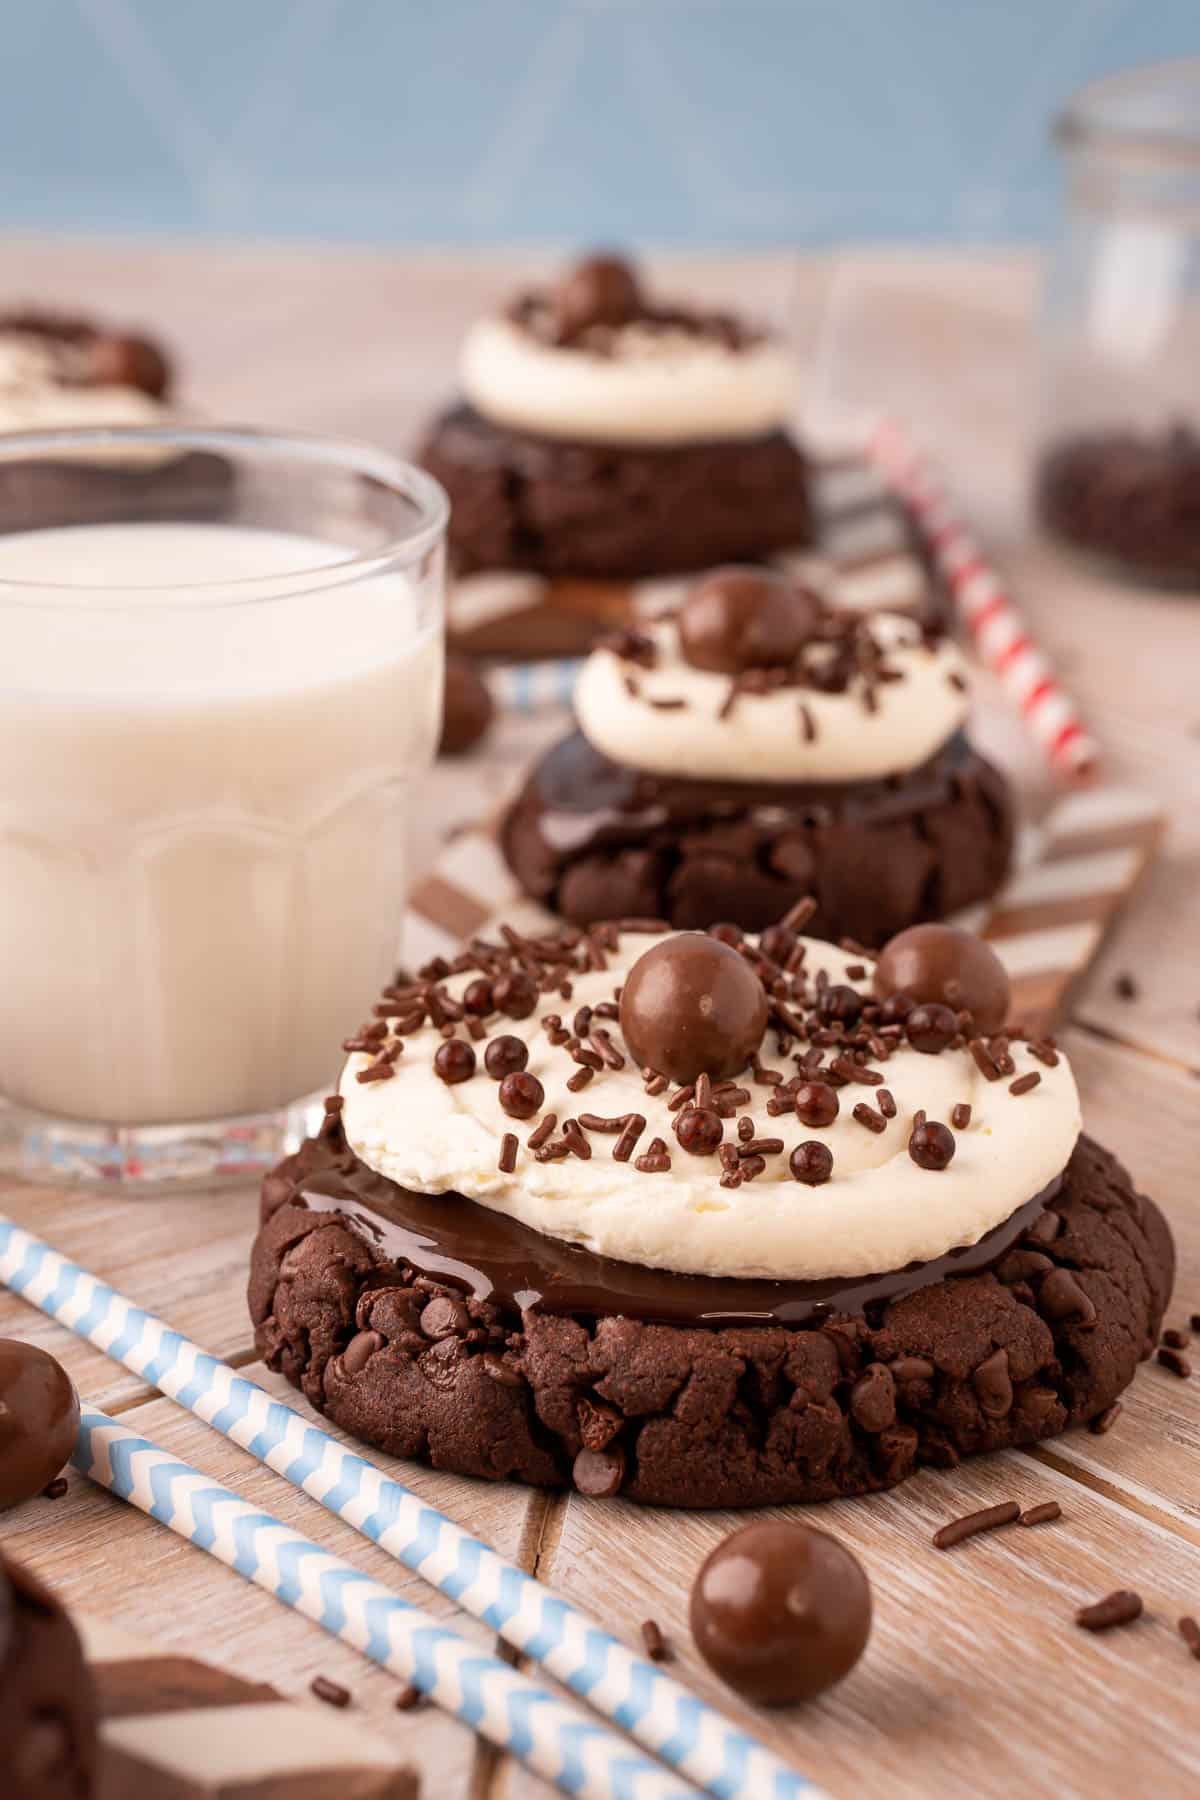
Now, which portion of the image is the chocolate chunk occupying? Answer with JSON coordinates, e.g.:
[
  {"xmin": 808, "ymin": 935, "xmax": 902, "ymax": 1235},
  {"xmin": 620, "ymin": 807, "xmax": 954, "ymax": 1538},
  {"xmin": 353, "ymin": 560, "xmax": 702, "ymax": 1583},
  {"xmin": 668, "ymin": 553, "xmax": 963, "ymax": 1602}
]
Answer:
[
  {"xmin": 794, "ymin": 1080, "xmax": 839, "ymax": 1128},
  {"xmin": 677, "ymin": 566, "xmax": 822, "ymax": 673},
  {"xmin": 340, "ymin": 1330, "xmax": 384, "ymax": 1377},
  {"xmin": 849, "ymin": 1363, "xmax": 896, "ymax": 1433},
  {"xmin": 0, "ymin": 1340, "xmax": 80, "ymax": 1511},
  {"xmin": 874, "ymin": 924, "xmax": 1011, "ymax": 1034},
  {"xmin": 433, "ymin": 1039, "xmax": 476, "ymax": 1085},
  {"xmin": 572, "ymin": 1444, "xmax": 625, "ymax": 1497},
  {"xmin": 484, "ymin": 1034, "xmax": 528, "ymax": 1079},
  {"xmin": 1039, "ymin": 1268, "xmax": 1098, "ymax": 1328},
  {"xmin": 420, "ymin": 1296, "xmax": 469, "ymax": 1340},
  {"xmin": 972, "ymin": 1347, "xmax": 1013, "ymax": 1418},
  {"xmin": 689, "ymin": 1521, "xmax": 871, "ymax": 1705},
  {"xmin": 619, "ymin": 933, "xmax": 767, "ymax": 1084},
  {"xmin": 439, "ymin": 655, "xmax": 494, "ymax": 756}
]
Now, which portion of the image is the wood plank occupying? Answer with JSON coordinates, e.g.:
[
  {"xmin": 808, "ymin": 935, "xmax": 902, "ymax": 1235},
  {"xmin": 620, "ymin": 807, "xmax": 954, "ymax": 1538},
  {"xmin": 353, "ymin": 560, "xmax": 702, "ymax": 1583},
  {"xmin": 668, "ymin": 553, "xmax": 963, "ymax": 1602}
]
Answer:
[{"xmin": 503, "ymin": 1454, "xmax": 1200, "ymax": 1800}]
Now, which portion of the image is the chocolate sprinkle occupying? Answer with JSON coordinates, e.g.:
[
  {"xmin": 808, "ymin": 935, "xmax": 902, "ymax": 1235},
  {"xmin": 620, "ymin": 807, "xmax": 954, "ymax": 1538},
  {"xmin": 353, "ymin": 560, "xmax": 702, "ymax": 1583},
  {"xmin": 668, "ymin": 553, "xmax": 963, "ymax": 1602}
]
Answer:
[
  {"xmin": 852, "ymin": 1102, "xmax": 887, "ymax": 1134},
  {"xmin": 640, "ymin": 1619, "xmax": 670, "ymax": 1662},
  {"xmin": 498, "ymin": 1133, "xmax": 518, "ymax": 1174},
  {"xmin": 42, "ymin": 1476, "xmax": 69, "ymax": 1500},
  {"xmin": 634, "ymin": 1135, "xmax": 671, "ymax": 1173},
  {"xmin": 1089, "ymin": 1401, "xmax": 1122, "ymax": 1435},
  {"xmin": 951, "ymin": 1102, "xmax": 972, "ymax": 1130},
  {"xmin": 527, "ymin": 1113, "xmax": 557, "ymax": 1151},
  {"xmin": 1009, "ymin": 1071, "xmax": 1041, "ymax": 1096},
  {"xmin": 1179, "ymin": 1616, "xmax": 1200, "ymax": 1661},
  {"xmin": 1019, "ymin": 1501, "xmax": 1061, "ymax": 1527},
  {"xmin": 1162, "ymin": 1327, "xmax": 1190, "ymax": 1350},
  {"xmin": 395, "ymin": 1683, "xmax": 428, "ymax": 1711},
  {"xmin": 311, "ymin": 1675, "xmax": 351, "ymax": 1709},
  {"xmin": 1076, "ymin": 1590, "xmax": 1143, "ymax": 1632},
  {"xmin": 932, "ymin": 1500, "xmax": 1020, "ymax": 1549},
  {"xmin": 1157, "ymin": 1346, "xmax": 1192, "ymax": 1379}
]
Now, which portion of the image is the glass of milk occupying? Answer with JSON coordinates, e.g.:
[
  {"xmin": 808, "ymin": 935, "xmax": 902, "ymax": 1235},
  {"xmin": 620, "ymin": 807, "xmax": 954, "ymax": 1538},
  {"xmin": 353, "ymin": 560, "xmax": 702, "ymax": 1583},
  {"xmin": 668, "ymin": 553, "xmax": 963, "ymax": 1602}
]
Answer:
[{"xmin": 0, "ymin": 426, "xmax": 447, "ymax": 1187}]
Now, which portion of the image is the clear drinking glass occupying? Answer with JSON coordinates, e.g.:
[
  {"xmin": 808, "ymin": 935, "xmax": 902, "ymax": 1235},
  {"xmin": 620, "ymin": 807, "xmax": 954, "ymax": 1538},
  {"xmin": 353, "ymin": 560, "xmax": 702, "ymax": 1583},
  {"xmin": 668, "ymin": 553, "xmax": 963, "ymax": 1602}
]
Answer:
[
  {"xmin": 1035, "ymin": 58, "xmax": 1200, "ymax": 586},
  {"xmin": 0, "ymin": 426, "xmax": 447, "ymax": 1187}
]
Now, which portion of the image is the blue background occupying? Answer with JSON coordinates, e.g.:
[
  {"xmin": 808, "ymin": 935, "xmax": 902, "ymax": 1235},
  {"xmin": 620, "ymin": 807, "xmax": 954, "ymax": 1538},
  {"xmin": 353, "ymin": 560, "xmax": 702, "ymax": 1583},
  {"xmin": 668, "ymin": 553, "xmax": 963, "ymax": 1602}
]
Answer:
[{"xmin": 7, "ymin": 0, "xmax": 1197, "ymax": 244}]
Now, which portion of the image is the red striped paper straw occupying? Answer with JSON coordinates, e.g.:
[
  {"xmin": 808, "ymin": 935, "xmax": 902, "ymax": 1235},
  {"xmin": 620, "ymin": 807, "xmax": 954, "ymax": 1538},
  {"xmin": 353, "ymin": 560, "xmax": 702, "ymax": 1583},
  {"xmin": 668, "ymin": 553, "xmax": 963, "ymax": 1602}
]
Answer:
[{"xmin": 867, "ymin": 416, "xmax": 1099, "ymax": 781}]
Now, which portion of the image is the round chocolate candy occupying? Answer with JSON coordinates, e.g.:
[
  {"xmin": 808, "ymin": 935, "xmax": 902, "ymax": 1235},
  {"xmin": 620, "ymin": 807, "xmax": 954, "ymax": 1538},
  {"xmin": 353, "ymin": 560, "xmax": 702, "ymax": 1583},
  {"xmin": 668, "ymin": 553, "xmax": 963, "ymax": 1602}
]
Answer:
[
  {"xmin": 498, "ymin": 1071, "xmax": 544, "ymax": 1120},
  {"xmin": 690, "ymin": 1521, "xmax": 871, "ymax": 1705},
  {"xmin": 493, "ymin": 971, "xmax": 538, "ymax": 1020},
  {"xmin": 678, "ymin": 567, "xmax": 821, "ymax": 674},
  {"xmin": 484, "ymin": 1034, "xmax": 528, "ymax": 1079},
  {"xmin": 874, "ymin": 924, "xmax": 1011, "ymax": 1035},
  {"xmin": 789, "ymin": 1141, "xmax": 833, "ymax": 1185},
  {"xmin": 909, "ymin": 1117, "xmax": 956, "ymax": 1171},
  {"xmin": 439, "ymin": 655, "xmax": 494, "ymax": 757},
  {"xmin": 87, "ymin": 330, "xmax": 170, "ymax": 397},
  {"xmin": 619, "ymin": 933, "xmax": 767, "ymax": 1085},
  {"xmin": 0, "ymin": 1341, "xmax": 80, "ymax": 1511},
  {"xmin": 675, "ymin": 1106, "xmax": 724, "ymax": 1156},
  {"xmin": 794, "ymin": 1080, "xmax": 839, "ymax": 1128},
  {"xmin": 433, "ymin": 1039, "xmax": 476, "ymax": 1085},
  {"xmin": 554, "ymin": 253, "xmax": 642, "ymax": 339},
  {"xmin": 904, "ymin": 1002, "xmax": 958, "ymax": 1054}
]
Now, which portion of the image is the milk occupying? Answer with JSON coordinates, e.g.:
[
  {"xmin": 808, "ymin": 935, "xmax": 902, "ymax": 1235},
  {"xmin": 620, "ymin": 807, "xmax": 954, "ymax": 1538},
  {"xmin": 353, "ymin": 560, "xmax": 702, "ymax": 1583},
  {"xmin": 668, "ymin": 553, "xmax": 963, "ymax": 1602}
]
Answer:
[{"xmin": 0, "ymin": 523, "xmax": 442, "ymax": 1125}]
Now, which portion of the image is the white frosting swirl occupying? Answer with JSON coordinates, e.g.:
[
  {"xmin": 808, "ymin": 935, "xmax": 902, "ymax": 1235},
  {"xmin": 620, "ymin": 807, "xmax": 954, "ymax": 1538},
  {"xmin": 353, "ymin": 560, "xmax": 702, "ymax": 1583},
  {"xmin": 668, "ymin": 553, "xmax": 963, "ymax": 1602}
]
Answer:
[
  {"xmin": 460, "ymin": 314, "xmax": 797, "ymax": 446},
  {"xmin": 341, "ymin": 932, "xmax": 1081, "ymax": 1283},
  {"xmin": 573, "ymin": 614, "xmax": 971, "ymax": 783},
  {"xmin": 0, "ymin": 330, "xmax": 172, "ymax": 461}
]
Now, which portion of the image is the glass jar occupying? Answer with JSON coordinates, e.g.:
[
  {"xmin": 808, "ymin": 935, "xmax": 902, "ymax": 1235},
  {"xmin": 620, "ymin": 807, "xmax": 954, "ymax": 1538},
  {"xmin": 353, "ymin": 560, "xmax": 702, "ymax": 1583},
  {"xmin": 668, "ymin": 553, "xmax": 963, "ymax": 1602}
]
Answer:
[{"xmin": 1035, "ymin": 59, "xmax": 1200, "ymax": 586}]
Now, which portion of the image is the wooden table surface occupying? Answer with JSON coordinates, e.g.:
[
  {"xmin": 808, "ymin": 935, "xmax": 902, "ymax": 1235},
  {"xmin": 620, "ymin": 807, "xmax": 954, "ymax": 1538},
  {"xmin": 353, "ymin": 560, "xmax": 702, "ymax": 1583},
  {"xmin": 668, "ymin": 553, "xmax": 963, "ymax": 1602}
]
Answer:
[{"xmin": 0, "ymin": 242, "xmax": 1197, "ymax": 1800}]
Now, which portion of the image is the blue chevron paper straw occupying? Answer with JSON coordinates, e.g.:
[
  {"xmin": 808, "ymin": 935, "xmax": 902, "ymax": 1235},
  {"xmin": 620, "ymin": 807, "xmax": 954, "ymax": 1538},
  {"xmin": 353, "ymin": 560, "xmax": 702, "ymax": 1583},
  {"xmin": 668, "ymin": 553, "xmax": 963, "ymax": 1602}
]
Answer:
[
  {"xmin": 489, "ymin": 657, "xmax": 582, "ymax": 715},
  {"xmin": 0, "ymin": 1218, "xmax": 818, "ymax": 1800},
  {"xmin": 73, "ymin": 1405, "xmax": 695, "ymax": 1800}
]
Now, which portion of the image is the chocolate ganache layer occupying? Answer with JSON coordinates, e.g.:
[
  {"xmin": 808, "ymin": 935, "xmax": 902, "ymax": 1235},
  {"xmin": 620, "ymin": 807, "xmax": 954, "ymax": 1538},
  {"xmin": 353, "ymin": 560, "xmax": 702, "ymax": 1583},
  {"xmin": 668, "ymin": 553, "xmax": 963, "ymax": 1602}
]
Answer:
[
  {"xmin": 500, "ymin": 727, "xmax": 1014, "ymax": 940},
  {"xmin": 263, "ymin": 1125, "xmax": 1061, "ymax": 1331}
]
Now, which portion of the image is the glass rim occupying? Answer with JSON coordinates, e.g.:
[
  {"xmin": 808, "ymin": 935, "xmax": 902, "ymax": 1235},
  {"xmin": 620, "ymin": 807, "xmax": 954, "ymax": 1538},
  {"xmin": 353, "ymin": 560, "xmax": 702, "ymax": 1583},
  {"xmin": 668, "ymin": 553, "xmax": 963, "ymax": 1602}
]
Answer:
[
  {"xmin": 1056, "ymin": 57, "xmax": 1200, "ymax": 163},
  {"xmin": 0, "ymin": 424, "xmax": 449, "ymax": 604}
]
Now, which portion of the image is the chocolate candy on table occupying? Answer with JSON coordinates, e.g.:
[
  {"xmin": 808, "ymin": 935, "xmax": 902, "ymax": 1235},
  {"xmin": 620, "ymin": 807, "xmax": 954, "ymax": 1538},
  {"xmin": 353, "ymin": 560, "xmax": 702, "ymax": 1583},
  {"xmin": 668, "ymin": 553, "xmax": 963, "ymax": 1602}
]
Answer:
[
  {"xmin": 0, "ymin": 1340, "xmax": 80, "ymax": 1511},
  {"xmin": 619, "ymin": 932, "xmax": 768, "ymax": 1084},
  {"xmin": 690, "ymin": 1521, "xmax": 872, "ymax": 1705},
  {"xmin": 439, "ymin": 654, "xmax": 494, "ymax": 756},
  {"xmin": 678, "ymin": 566, "xmax": 822, "ymax": 673},
  {"xmin": 553, "ymin": 252, "xmax": 642, "ymax": 340},
  {"xmin": 874, "ymin": 923, "xmax": 1012, "ymax": 1035}
]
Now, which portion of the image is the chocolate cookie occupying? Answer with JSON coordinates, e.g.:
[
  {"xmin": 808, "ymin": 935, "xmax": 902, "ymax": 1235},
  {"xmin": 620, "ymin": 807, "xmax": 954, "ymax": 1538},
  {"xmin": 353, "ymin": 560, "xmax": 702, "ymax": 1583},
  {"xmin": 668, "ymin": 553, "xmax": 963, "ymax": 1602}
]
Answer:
[
  {"xmin": 0, "ymin": 1554, "xmax": 97, "ymax": 1800},
  {"xmin": 1036, "ymin": 426, "xmax": 1200, "ymax": 586},
  {"xmin": 250, "ymin": 1126, "xmax": 1172, "ymax": 1509},
  {"xmin": 420, "ymin": 402, "xmax": 812, "ymax": 582},
  {"xmin": 499, "ymin": 729, "xmax": 1014, "ymax": 944}
]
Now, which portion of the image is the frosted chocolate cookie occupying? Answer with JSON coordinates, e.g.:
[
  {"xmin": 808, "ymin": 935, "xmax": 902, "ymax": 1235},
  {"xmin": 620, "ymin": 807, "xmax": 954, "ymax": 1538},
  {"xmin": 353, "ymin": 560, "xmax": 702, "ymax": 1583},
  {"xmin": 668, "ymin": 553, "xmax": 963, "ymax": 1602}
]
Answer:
[
  {"xmin": 249, "ymin": 919, "xmax": 1172, "ymax": 1508},
  {"xmin": 0, "ymin": 307, "xmax": 229, "ymax": 527},
  {"xmin": 418, "ymin": 253, "xmax": 813, "ymax": 654},
  {"xmin": 500, "ymin": 567, "xmax": 1012, "ymax": 941}
]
